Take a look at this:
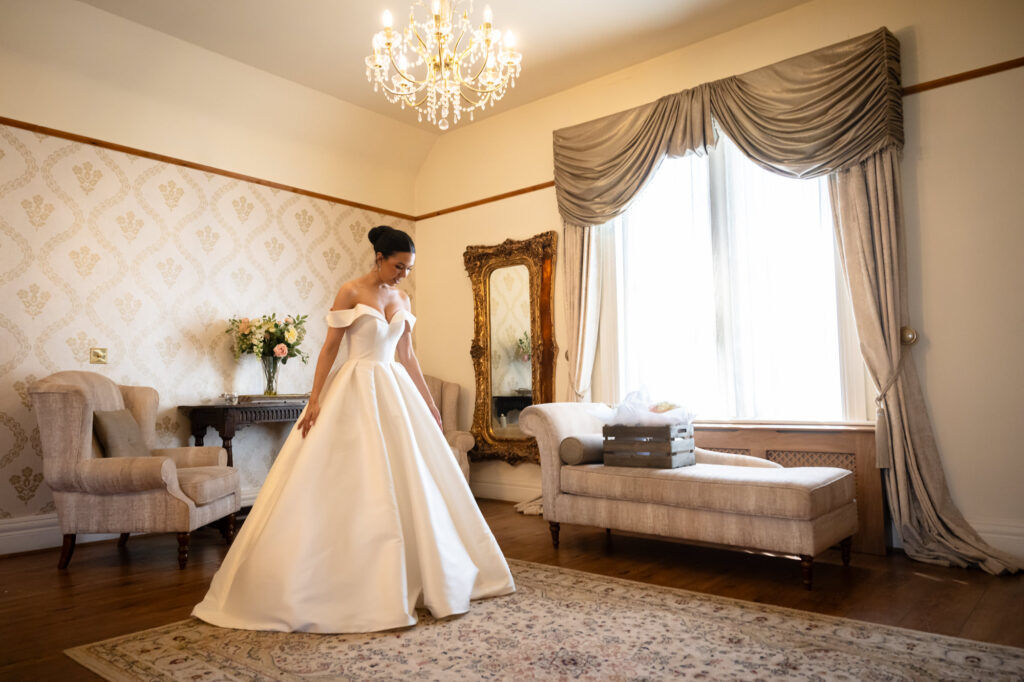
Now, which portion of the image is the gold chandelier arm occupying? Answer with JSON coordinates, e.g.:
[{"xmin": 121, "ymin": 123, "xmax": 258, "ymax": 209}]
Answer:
[
  {"xmin": 457, "ymin": 75, "xmax": 508, "ymax": 95},
  {"xmin": 412, "ymin": 26, "xmax": 430, "ymax": 53},
  {"xmin": 451, "ymin": 29, "xmax": 467, "ymax": 59},
  {"xmin": 380, "ymin": 80, "xmax": 427, "ymax": 98},
  {"xmin": 451, "ymin": 51, "xmax": 490, "ymax": 90},
  {"xmin": 407, "ymin": 90, "xmax": 431, "ymax": 108},
  {"xmin": 460, "ymin": 90, "xmax": 487, "ymax": 107},
  {"xmin": 386, "ymin": 46, "xmax": 425, "ymax": 86}
]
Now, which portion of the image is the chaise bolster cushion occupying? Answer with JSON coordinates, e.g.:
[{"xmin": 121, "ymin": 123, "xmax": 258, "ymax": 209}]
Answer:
[
  {"xmin": 560, "ymin": 463, "xmax": 855, "ymax": 520},
  {"xmin": 176, "ymin": 466, "xmax": 239, "ymax": 505}
]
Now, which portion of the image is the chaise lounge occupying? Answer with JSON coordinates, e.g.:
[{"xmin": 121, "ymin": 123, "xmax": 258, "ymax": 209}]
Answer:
[{"xmin": 520, "ymin": 402, "xmax": 859, "ymax": 588}]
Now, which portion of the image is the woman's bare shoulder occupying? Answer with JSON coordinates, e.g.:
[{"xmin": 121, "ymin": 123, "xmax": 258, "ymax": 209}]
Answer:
[{"xmin": 331, "ymin": 281, "xmax": 361, "ymax": 310}]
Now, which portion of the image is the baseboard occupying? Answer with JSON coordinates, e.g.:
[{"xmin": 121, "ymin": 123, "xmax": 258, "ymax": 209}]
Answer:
[
  {"xmin": 970, "ymin": 517, "xmax": 1024, "ymax": 560},
  {"xmin": 0, "ymin": 487, "xmax": 262, "ymax": 557},
  {"xmin": 469, "ymin": 479, "xmax": 541, "ymax": 504}
]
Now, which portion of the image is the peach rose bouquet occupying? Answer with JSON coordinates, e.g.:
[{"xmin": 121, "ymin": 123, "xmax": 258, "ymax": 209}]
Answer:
[{"xmin": 226, "ymin": 313, "xmax": 309, "ymax": 364}]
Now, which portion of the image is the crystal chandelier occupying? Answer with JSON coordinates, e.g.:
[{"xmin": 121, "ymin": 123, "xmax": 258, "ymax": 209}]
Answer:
[{"xmin": 365, "ymin": 1, "xmax": 522, "ymax": 131}]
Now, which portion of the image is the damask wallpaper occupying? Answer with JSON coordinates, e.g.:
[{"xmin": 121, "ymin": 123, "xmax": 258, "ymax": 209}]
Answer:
[{"xmin": 0, "ymin": 122, "xmax": 414, "ymax": 522}]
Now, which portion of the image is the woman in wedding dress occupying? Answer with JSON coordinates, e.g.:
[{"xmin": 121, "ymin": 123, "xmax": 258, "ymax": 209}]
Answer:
[{"xmin": 193, "ymin": 225, "xmax": 515, "ymax": 633}]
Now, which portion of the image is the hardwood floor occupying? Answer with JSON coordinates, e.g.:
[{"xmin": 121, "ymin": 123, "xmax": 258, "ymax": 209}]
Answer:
[{"xmin": 1, "ymin": 499, "xmax": 1021, "ymax": 680}]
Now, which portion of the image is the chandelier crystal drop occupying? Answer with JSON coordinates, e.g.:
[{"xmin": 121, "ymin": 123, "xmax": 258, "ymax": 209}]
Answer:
[{"xmin": 365, "ymin": 0, "xmax": 522, "ymax": 131}]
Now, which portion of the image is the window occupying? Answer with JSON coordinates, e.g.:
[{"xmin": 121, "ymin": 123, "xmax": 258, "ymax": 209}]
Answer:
[{"xmin": 592, "ymin": 132, "xmax": 871, "ymax": 421}]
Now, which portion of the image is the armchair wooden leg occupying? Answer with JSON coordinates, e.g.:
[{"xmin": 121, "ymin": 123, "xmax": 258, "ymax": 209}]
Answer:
[
  {"xmin": 549, "ymin": 522, "xmax": 560, "ymax": 549},
  {"xmin": 117, "ymin": 533, "xmax": 130, "ymax": 548},
  {"xmin": 177, "ymin": 532, "xmax": 190, "ymax": 570},
  {"xmin": 800, "ymin": 555, "xmax": 813, "ymax": 590},
  {"xmin": 840, "ymin": 536, "xmax": 853, "ymax": 566},
  {"xmin": 58, "ymin": 534, "xmax": 76, "ymax": 570},
  {"xmin": 219, "ymin": 513, "xmax": 236, "ymax": 545}
]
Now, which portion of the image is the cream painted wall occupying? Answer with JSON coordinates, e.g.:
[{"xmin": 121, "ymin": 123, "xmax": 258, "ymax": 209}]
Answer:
[
  {"xmin": 414, "ymin": 189, "xmax": 566, "ymax": 502},
  {"xmin": 0, "ymin": 0, "xmax": 437, "ymax": 215},
  {"xmin": 412, "ymin": 0, "xmax": 1024, "ymax": 557}
]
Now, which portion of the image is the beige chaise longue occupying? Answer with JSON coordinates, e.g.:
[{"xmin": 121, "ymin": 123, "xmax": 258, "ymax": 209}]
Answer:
[{"xmin": 520, "ymin": 403, "xmax": 859, "ymax": 588}]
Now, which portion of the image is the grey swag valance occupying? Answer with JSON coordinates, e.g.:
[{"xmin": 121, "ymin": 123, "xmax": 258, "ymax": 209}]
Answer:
[{"xmin": 553, "ymin": 27, "xmax": 902, "ymax": 227}]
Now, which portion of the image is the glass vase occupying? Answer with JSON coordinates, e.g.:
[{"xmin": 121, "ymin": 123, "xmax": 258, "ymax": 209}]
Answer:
[{"xmin": 261, "ymin": 355, "xmax": 280, "ymax": 396}]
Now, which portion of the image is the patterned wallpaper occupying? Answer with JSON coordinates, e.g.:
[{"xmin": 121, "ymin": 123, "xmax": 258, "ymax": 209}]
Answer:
[
  {"xmin": 0, "ymin": 122, "xmax": 414, "ymax": 520},
  {"xmin": 489, "ymin": 264, "xmax": 532, "ymax": 398}
]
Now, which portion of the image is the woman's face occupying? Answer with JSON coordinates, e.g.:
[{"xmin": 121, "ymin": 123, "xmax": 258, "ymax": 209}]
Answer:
[{"xmin": 378, "ymin": 252, "xmax": 415, "ymax": 286}]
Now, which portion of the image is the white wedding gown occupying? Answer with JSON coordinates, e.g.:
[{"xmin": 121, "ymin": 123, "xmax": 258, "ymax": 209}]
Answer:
[{"xmin": 192, "ymin": 304, "xmax": 515, "ymax": 633}]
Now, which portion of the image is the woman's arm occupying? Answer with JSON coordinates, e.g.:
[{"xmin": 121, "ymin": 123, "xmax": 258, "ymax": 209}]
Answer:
[
  {"xmin": 396, "ymin": 323, "xmax": 442, "ymax": 430},
  {"xmin": 296, "ymin": 287, "xmax": 356, "ymax": 437}
]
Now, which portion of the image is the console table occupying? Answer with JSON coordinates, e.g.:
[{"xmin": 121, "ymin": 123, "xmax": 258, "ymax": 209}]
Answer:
[{"xmin": 179, "ymin": 398, "xmax": 308, "ymax": 467}]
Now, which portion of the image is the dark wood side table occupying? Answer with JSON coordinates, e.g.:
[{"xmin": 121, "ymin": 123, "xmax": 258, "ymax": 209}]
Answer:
[{"xmin": 178, "ymin": 397, "xmax": 308, "ymax": 467}]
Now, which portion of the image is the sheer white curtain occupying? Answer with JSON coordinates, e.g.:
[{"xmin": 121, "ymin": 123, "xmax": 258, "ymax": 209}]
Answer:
[{"xmin": 592, "ymin": 133, "xmax": 871, "ymax": 421}]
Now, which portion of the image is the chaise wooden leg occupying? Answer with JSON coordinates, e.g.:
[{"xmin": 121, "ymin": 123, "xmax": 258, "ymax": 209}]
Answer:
[
  {"xmin": 549, "ymin": 522, "xmax": 560, "ymax": 549},
  {"xmin": 219, "ymin": 513, "xmax": 236, "ymax": 545},
  {"xmin": 117, "ymin": 533, "xmax": 130, "ymax": 547},
  {"xmin": 800, "ymin": 555, "xmax": 813, "ymax": 590},
  {"xmin": 58, "ymin": 534, "xmax": 76, "ymax": 570},
  {"xmin": 177, "ymin": 532, "xmax": 190, "ymax": 569},
  {"xmin": 840, "ymin": 536, "xmax": 852, "ymax": 566}
]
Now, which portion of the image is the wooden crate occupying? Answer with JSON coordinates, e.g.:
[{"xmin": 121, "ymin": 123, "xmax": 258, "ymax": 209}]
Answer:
[{"xmin": 603, "ymin": 423, "xmax": 695, "ymax": 468}]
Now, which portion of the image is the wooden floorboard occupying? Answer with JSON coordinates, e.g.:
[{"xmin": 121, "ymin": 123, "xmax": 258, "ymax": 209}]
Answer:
[{"xmin": 0, "ymin": 499, "xmax": 1021, "ymax": 680}]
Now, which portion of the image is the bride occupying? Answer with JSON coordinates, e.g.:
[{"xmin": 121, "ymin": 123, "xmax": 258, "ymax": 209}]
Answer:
[{"xmin": 192, "ymin": 225, "xmax": 515, "ymax": 633}]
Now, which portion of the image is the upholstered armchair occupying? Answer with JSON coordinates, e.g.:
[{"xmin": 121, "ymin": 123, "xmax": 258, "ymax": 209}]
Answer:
[
  {"xmin": 425, "ymin": 375, "xmax": 473, "ymax": 481},
  {"xmin": 29, "ymin": 371, "xmax": 241, "ymax": 570}
]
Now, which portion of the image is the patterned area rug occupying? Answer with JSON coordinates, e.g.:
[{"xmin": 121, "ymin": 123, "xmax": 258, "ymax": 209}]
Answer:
[{"xmin": 67, "ymin": 559, "xmax": 1024, "ymax": 681}]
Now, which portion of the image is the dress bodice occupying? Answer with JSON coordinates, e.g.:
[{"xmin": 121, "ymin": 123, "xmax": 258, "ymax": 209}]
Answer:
[{"xmin": 325, "ymin": 303, "xmax": 416, "ymax": 363}]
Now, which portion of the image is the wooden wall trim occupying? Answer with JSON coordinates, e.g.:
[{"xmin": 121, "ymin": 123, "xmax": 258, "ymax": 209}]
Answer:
[
  {"xmin": 5, "ymin": 57, "xmax": 1019, "ymax": 225},
  {"xmin": 415, "ymin": 181, "xmax": 556, "ymax": 221},
  {"xmin": 902, "ymin": 56, "xmax": 1024, "ymax": 96},
  {"xmin": 0, "ymin": 115, "xmax": 417, "ymax": 221},
  {"xmin": 419, "ymin": 56, "xmax": 1024, "ymax": 220}
]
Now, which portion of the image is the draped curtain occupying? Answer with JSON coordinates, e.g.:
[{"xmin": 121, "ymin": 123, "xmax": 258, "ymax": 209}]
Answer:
[{"xmin": 552, "ymin": 28, "xmax": 1018, "ymax": 573}]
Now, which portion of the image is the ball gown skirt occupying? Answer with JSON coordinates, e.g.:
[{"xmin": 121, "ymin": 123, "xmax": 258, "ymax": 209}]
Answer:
[{"xmin": 192, "ymin": 304, "xmax": 515, "ymax": 633}]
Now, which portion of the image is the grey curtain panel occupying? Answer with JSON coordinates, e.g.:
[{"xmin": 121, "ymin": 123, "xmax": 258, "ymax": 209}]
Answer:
[
  {"xmin": 830, "ymin": 152, "xmax": 1020, "ymax": 574},
  {"xmin": 552, "ymin": 27, "xmax": 1019, "ymax": 573},
  {"xmin": 562, "ymin": 223, "xmax": 601, "ymax": 401}
]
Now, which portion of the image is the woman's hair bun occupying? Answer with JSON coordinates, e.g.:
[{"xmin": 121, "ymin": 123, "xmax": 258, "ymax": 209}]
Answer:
[
  {"xmin": 367, "ymin": 225, "xmax": 415, "ymax": 258},
  {"xmin": 367, "ymin": 225, "xmax": 391, "ymax": 246}
]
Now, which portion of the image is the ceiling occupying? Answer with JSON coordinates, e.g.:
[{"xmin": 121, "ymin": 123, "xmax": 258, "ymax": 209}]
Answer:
[{"xmin": 77, "ymin": 0, "xmax": 809, "ymax": 133}]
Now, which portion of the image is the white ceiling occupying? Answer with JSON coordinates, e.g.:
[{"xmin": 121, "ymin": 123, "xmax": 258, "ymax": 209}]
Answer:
[{"xmin": 77, "ymin": 0, "xmax": 809, "ymax": 133}]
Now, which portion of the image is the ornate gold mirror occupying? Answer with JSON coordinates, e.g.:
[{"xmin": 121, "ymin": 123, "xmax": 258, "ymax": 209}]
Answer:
[{"xmin": 464, "ymin": 231, "xmax": 557, "ymax": 464}]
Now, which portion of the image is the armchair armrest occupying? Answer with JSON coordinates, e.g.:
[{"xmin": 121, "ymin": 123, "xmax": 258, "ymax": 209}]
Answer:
[
  {"xmin": 444, "ymin": 430, "xmax": 474, "ymax": 455},
  {"xmin": 152, "ymin": 447, "xmax": 227, "ymax": 468},
  {"xmin": 75, "ymin": 456, "xmax": 177, "ymax": 495}
]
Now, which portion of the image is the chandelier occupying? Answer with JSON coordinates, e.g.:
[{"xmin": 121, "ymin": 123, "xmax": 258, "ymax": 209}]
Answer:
[{"xmin": 365, "ymin": 1, "xmax": 522, "ymax": 131}]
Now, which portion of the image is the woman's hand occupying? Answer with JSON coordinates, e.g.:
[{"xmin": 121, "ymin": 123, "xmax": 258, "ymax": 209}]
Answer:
[
  {"xmin": 429, "ymin": 404, "xmax": 442, "ymax": 430},
  {"xmin": 297, "ymin": 399, "xmax": 321, "ymax": 438}
]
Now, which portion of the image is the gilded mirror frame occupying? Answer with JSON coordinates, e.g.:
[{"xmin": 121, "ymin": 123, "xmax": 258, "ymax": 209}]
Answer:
[{"xmin": 463, "ymin": 231, "xmax": 558, "ymax": 464}]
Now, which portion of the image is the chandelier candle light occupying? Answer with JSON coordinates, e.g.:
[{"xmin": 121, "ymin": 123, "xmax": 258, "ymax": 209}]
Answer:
[{"xmin": 365, "ymin": 0, "xmax": 522, "ymax": 130}]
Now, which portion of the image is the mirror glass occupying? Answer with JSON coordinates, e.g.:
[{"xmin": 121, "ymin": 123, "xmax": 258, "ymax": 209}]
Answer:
[{"xmin": 488, "ymin": 265, "xmax": 532, "ymax": 438}]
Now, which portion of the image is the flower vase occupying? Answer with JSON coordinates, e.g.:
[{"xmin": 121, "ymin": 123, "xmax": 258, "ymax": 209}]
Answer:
[{"xmin": 261, "ymin": 356, "xmax": 281, "ymax": 396}]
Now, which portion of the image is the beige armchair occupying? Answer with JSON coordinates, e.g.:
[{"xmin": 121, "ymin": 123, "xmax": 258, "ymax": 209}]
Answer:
[
  {"xmin": 425, "ymin": 375, "xmax": 473, "ymax": 481},
  {"xmin": 29, "ymin": 371, "xmax": 241, "ymax": 570}
]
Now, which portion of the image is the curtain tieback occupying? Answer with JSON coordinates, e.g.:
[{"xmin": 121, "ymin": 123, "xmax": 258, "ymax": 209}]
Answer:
[{"xmin": 873, "ymin": 352, "xmax": 904, "ymax": 469}]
